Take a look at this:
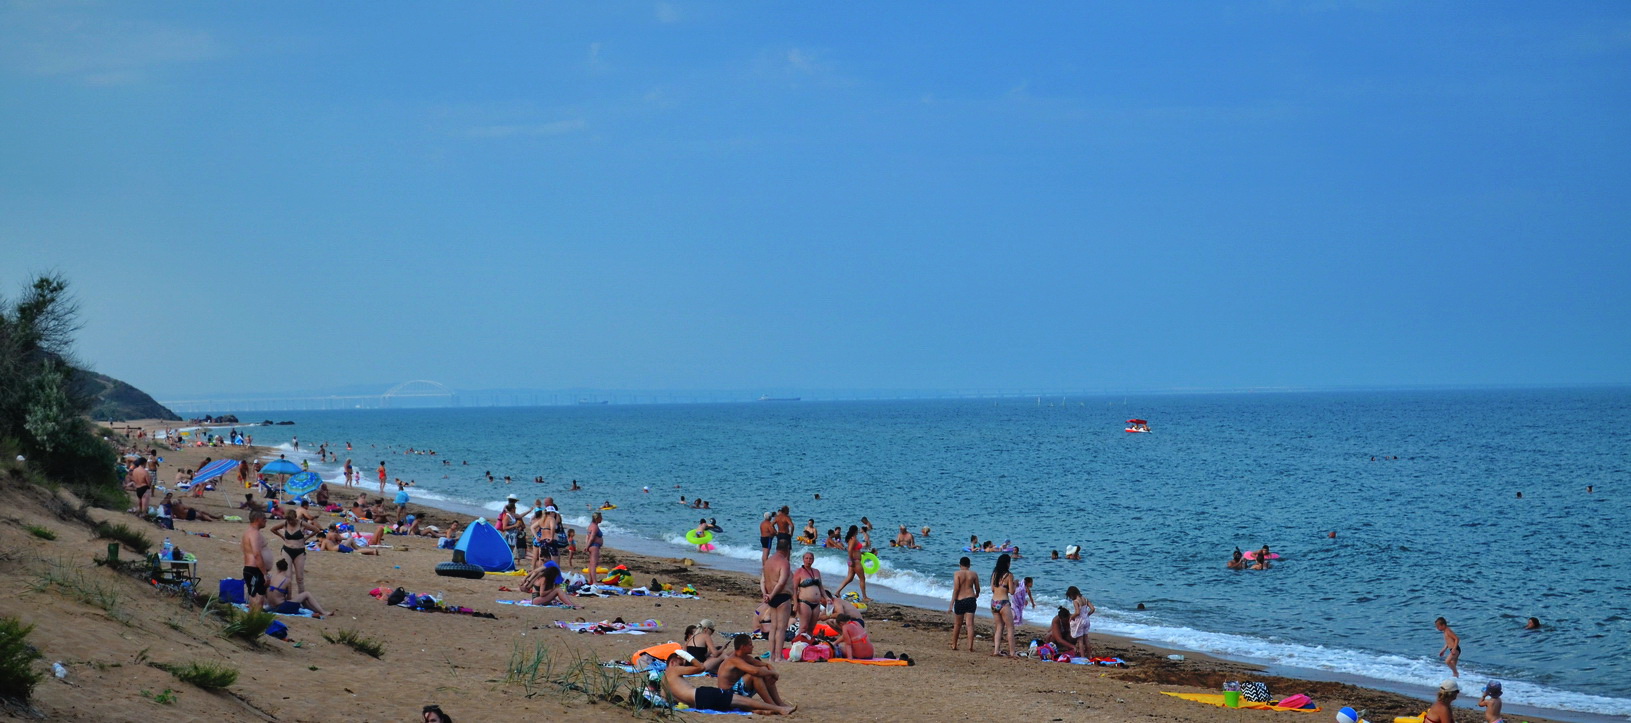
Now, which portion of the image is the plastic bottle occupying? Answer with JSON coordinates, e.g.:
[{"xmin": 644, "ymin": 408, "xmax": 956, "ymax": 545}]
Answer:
[
  {"xmin": 52, "ymin": 662, "xmax": 67, "ymax": 679},
  {"xmin": 162, "ymin": 537, "xmax": 173, "ymax": 559},
  {"xmin": 1028, "ymin": 640, "xmax": 1039, "ymax": 657}
]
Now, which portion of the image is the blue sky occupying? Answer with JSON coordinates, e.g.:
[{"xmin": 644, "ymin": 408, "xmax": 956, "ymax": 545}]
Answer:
[{"xmin": 2, "ymin": 1, "xmax": 1628, "ymax": 398}]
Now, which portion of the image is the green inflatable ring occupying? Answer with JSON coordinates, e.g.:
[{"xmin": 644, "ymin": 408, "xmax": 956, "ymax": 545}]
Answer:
[
  {"xmin": 685, "ymin": 529, "xmax": 714, "ymax": 545},
  {"xmin": 860, "ymin": 551, "xmax": 881, "ymax": 575}
]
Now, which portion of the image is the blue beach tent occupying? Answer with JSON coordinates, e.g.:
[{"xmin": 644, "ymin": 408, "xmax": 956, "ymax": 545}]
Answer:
[
  {"xmin": 191, "ymin": 459, "xmax": 240, "ymax": 485},
  {"xmin": 455, "ymin": 518, "xmax": 516, "ymax": 572}
]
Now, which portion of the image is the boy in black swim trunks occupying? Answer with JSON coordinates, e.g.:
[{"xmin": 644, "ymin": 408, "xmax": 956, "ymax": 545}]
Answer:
[
  {"xmin": 661, "ymin": 651, "xmax": 793, "ymax": 715},
  {"xmin": 241, "ymin": 510, "xmax": 268, "ymax": 612},
  {"xmin": 1435, "ymin": 616, "xmax": 1461, "ymax": 677},
  {"xmin": 950, "ymin": 556, "xmax": 980, "ymax": 651}
]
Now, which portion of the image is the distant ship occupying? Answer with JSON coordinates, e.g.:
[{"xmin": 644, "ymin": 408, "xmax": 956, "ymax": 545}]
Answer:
[
  {"xmin": 757, "ymin": 395, "xmax": 801, "ymax": 402},
  {"xmin": 577, "ymin": 400, "xmax": 609, "ymax": 405}
]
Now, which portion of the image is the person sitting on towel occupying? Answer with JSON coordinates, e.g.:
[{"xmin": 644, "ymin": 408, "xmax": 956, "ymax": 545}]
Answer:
[
  {"xmin": 833, "ymin": 614, "xmax": 874, "ymax": 659},
  {"xmin": 716, "ymin": 634, "xmax": 792, "ymax": 709},
  {"xmin": 661, "ymin": 651, "xmax": 793, "ymax": 715},
  {"xmin": 1045, "ymin": 607, "xmax": 1079, "ymax": 658}
]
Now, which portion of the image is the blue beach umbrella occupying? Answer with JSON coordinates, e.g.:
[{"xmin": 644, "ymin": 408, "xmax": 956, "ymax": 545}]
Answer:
[
  {"xmin": 259, "ymin": 458, "xmax": 302, "ymax": 476},
  {"xmin": 285, "ymin": 471, "xmax": 322, "ymax": 498}
]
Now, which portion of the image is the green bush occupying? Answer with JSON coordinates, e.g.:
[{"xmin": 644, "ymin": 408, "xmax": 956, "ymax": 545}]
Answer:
[
  {"xmin": 0, "ymin": 616, "xmax": 44, "ymax": 702},
  {"xmin": 163, "ymin": 660, "xmax": 237, "ymax": 690},
  {"xmin": 23, "ymin": 525, "xmax": 55, "ymax": 541},
  {"xmin": 93, "ymin": 521, "xmax": 152, "ymax": 554},
  {"xmin": 221, "ymin": 608, "xmax": 276, "ymax": 643},
  {"xmin": 323, "ymin": 629, "xmax": 384, "ymax": 658}
]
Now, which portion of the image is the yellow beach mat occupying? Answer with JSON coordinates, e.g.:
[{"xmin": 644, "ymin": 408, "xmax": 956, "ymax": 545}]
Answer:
[
  {"xmin": 827, "ymin": 658, "xmax": 908, "ymax": 666},
  {"xmin": 1392, "ymin": 714, "xmax": 1426, "ymax": 723},
  {"xmin": 1162, "ymin": 692, "xmax": 1323, "ymax": 713}
]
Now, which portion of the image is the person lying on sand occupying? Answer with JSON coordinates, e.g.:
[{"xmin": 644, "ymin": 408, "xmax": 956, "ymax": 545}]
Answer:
[
  {"xmin": 661, "ymin": 651, "xmax": 793, "ymax": 715},
  {"xmin": 320, "ymin": 526, "xmax": 381, "ymax": 555},
  {"xmin": 167, "ymin": 496, "xmax": 218, "ymax": 522}
]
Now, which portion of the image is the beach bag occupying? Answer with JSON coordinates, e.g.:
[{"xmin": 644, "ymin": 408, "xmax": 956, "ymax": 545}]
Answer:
[
  {"xmin": 1277, "ymin": 694, "xmax": 1312, "ymax": 709},
  {"xmin": 1241, "ymin": 682, "xmax": 1271, "ymax": 702},
  {"xmin": 386, "ymin": 587, "xmax": 408, "ymax": 606},
  {"xmin": 265, "ymin": 621, "xmax": 289, "ymax": 640},
  {"xmin": 799, "ymin": 642, "xmax": 833, "ymax": 662},
  {"xmin": 218, "ymin": 578, "xmax": 245, "ymax": 604}
]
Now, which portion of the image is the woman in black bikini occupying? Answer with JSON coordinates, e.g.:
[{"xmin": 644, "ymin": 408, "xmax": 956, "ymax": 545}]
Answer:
[
  {"xmin": 268, "ymin": 507, "xmax": 317, "ymax": 595},
  {"xmin": 990, "ymin": 553, "xmax": 1016, "ymax": 657},
  {"xmin": 685, "ymin": 619, "xmax": 727, "ymax": 674},
  {"xmin": 793, "ymin": 552, "xmax": 825, "ymax": 639}
]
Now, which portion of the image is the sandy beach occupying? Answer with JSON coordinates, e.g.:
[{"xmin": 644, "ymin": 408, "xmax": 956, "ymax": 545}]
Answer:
[{"xmin": 1, "ymin": 420, "xmax": 1563, "ymax": 722}]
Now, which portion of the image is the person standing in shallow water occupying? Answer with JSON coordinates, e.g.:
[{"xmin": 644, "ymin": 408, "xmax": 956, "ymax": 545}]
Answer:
[{"xmin": 1435, "ymin": 616, "xmax": 1461, "ymax": 677}]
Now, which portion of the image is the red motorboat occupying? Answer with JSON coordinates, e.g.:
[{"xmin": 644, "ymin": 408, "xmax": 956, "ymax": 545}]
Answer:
[{"xmin": 1125, "ymin": 418, "xmax": 1150, "ymax": 433}]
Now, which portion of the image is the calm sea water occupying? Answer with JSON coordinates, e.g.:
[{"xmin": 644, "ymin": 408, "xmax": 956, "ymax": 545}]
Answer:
[{"xmin": 252, "ymin": 389, "xmax": 1629, "ymax": 716}]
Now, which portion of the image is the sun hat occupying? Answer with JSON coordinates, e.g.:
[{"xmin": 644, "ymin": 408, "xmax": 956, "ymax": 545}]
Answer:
[
  {"xmin": 506, "ymin": 493, "xmax": 519, "ymax": 501},
  {"xmin": 698, "ymin": 618, "xmax": 715, "ymax": 630},
  {"xmin": 1440, "ymin": 678, "xmax": 1460, "ymax": 693}
]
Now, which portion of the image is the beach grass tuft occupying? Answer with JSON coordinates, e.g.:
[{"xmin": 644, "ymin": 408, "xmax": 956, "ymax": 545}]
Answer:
[
  {"xmin": 92, "ymin": 521, "xmax": 152, "ymax": 554},
  {"xmin": 504, "ymin": 642, "xmax": 662, "ymax": 715},
  {"xmin": 220, "ymin": 608, "xmax": 275, "ymax": 644},
  {"xmin": 29, "ymin": 559, "xmax": 130, "ymax": 625},
  {"xmin": 23, "ymin": 524, "xmax": 55, "ymax": 541},
  {"xmin": 161, "ymin": 660, "xmax": 237, "ymax": 690},
  {"xmin": 323, "ymin": 628, "xmax": 384, "ymax": 659},
  {"xmin": 0, "ymin": 616, "xmax": 45, "ymax": 703}
]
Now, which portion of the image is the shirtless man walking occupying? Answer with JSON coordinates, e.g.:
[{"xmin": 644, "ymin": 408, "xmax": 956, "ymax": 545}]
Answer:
[
  {"xmin": 949, "ymin": 556, "xmax": 980, "ymax": 651},
  {"xmin": 241, "ymin": 510, "xmax": 269, "ymax": 612},
  {"xmin": 716, "ymin": 634, "xmax": 792, "ymax": 709},
  {"xmin": 1435, "ymin": 616, "xmax": 1462, "ymax": 677},
  {"xmin": 761, "ymin": 538, "xmax": 794, "ymax": 663}
]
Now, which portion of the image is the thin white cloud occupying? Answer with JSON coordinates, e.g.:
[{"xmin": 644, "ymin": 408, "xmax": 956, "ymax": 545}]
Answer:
[
  {"xmin": 755, "ymin": 46, "xmax": 852, "ymax": 87},
  {"xmin": 654, "ymin": 2, "xmax": 680, "ymax": 24},
  {"xmin": 0, "ymin": 4, "xmax": 222, "ymax": 85},
  {"xmin": 465, "ymin": 119, "xmax": 588, "ymax": 139}
]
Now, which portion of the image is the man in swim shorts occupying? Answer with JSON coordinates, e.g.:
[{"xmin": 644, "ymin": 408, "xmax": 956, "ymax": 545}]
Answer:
[
  {"xmin": 1435, "ymin": 616, "xmax": 1461, "ymax": 677},
  {"xmin": 661, "ymin": 651, "xmax": 792, "ymax": 715},
  {"xmin": 241, "ymin": 510, "xmax": 268, "ymax": 612},
  {"xmin": 772, "ymin": 506, "xmax": 793, "ymax": 550},
  {"xmin": 761, "ymin": 537, "xmax": 794, "ymax": 663},
  {"xmin": 949, "ymin": 556, "xmax": 980, "ymax": 651},
  {"xmin": 716, "ymin": 634, "xmax": 792, "ymax": 709},
  {"xmin": 759, "ymin": 512, "xmax": 775, "ymax": 563}
]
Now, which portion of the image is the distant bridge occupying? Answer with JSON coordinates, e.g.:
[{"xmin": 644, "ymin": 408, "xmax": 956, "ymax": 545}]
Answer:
[{"xmin": 160, "ymin": 380, "xmax": 457, "ymax": 415}]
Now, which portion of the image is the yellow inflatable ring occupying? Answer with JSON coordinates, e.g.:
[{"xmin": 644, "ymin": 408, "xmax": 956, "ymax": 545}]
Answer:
[
  {"xmin": 685, "ymin": 529, "xmax": 714, "ymax": 545},
  {"xmin": 860, "ymin": 551, "xmax": 881, "ymax": 575}
]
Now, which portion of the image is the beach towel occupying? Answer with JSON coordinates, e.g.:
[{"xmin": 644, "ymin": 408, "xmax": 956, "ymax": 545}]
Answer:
[
  {"xmin": 1161, "ymin": 692, "xmax": 1322, "ymax": 713},
  {"xmin": 555, "ymin": 620, "xmax": 662, "ymax": 634},
  {"xmin": 232, "ymin": 603, "xmax": 314, "ymax": 618},
  {"xmin": 496, "ymin": 599, "xmax": 577, "ymax": 608},
  {"xmin": 631, "ymin": 642, "xmax": 684, "ymax": 666},
  {"xmin": 827, "ymin": 658, "xmax": 908, "ymax": 666}
]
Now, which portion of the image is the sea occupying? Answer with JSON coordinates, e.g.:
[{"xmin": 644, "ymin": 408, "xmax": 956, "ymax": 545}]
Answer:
[{"xmin": 240, "ymin": 388, "xmax": 1629, "ymax": 719}]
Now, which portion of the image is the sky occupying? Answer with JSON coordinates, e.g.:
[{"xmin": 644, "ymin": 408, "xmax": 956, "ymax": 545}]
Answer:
[{"xmin": 2, "ymin": 1, "xmax": 1628, "ymax": 400}]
